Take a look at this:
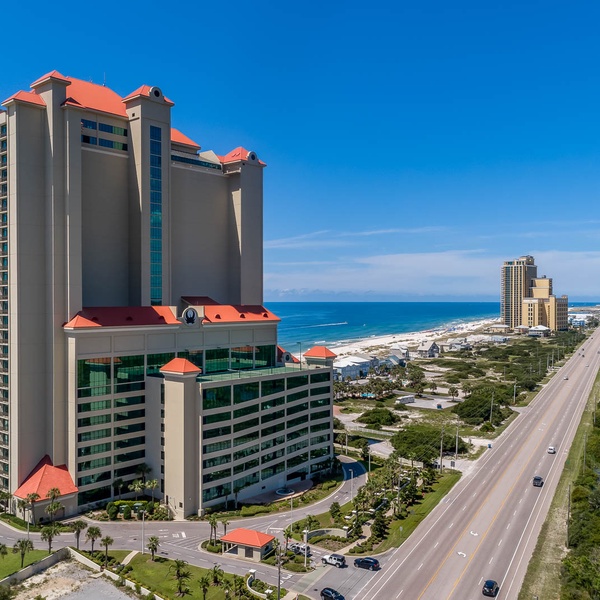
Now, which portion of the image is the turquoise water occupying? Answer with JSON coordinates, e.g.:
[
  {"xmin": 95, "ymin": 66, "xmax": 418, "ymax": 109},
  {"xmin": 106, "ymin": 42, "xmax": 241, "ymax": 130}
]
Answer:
[{"xmin": 265, "ymin": 301, "xmax": 596, "ymax": 351}]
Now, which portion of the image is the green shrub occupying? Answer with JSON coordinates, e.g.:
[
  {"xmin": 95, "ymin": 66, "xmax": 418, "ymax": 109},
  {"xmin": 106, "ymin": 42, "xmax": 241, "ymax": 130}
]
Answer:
[
  {"xmin": 122, "ymin": 505, "xmax": 132, "ymax": 520},
  {"xmin": 107, "ymin": 505, "xmax": 119, "ymax": 520}
]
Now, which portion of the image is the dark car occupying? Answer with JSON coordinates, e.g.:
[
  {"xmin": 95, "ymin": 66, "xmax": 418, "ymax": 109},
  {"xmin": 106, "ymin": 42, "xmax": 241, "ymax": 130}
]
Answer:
[
  {"xmin": 354, "ymin": 557, "xmax": 380, "ymax": 570},
  {"xmin": 482, "ymin": 579, "xmax": 499, "ymax": 597},
  {"xmin": 320, "ymin": 588, "xmax": 344, "ymax": 600},
  {"xmin": 533, "ymin": 475, "xmax": 544, "ymax": 487}
]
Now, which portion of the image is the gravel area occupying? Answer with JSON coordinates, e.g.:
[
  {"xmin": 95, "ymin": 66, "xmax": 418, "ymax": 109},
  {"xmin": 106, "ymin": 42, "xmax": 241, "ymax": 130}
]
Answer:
[{"xmin": 13, "ymin": 560, "xmax": 134, "ymax": 600}]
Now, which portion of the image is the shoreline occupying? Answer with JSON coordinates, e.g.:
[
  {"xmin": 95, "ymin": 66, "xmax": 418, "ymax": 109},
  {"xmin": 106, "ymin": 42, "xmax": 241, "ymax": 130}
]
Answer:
[{"xmin": 291, "ymin": 316, "xmax": 501, "ymax": 359}]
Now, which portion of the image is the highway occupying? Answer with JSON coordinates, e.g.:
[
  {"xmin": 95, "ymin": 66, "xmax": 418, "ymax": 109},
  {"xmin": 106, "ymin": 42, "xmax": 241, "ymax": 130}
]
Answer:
[{"xmin": 345, "ymin": 335, "xmax": 598, "ymax": 600}]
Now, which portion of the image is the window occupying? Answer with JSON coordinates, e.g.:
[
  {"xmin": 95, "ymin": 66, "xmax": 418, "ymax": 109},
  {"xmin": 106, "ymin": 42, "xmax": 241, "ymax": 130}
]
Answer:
[
  {"xmin": 287, "ymin": 402, "xmax": 308, "ymax": 416},
  {"xmin": 205, "ymin": 349, "xmax": 229, "ymax": 374},
  {"xmin": 81, "ymin": 135, "xmax": 97, "ymax": 145},
  {"xmin": 81, "ymin": 119, "xmax": 97, "ymax": 130},
  {"xmin": 114, "ymin": 423, "xmax": 145, "ymax": 436},
  {"xmin": 287, "ymin": 427, "xmax": 308, "ymax": 441},
  {"xmin": 203, "ymin": 454, "xmax": 231, "ymax": 469},
  {"xmin": 114, "ymin": 436, "xmax": 145, "ymax": 450},
  {"xmin": 287, "ymin": 440, "xmax": 308, "ymax": 454},
  {"xmin": 78, "ymin": 471, "xmax": 110, "ymax": 487},
  {"xmin": 114, "ymin": 450, "xmax": 145, "ymax": 463},
  {"xmin": 233, "ymin": 444, "xmax": 259, "ymax": 461},
  {"xmin": 287, "ymin": 390, "xmax": 308, "ymax": 403},
  {"xmin": 287, "ymin": 453, "xmax": 308, "ymax": 469},
  {"xmin": 147, "ymin": 353, "xmax": 175, "ymax": 376},
  {"xmin": 202, "ymin": 468, "xmax": 231, "ymax": 484},
  {"xmin": 310, "ymin": 398, "xmax": 329, "ymax": 409},
  {"xmin": 78, "ymin": 428, "xmax": 111, "ymax": 443},
  {"xmin": 203, "ymin": 411, "xmax": 231, "ymax": 425},
  {"xmin": 287, "ymin": 415, "xmax": 309, "ymax": 428},
  {"xmin": 261, "ymin": 396, "xmax": 285, "ymax": 411},
  {"xmin": 78, "ymin": 485, "xmax": 111, "ymax": 506},
  {"xmin": 261, "ymin": 422, "xmax": 285, "ymax": 437},
  {"xmin": 114, "ymin": 395, "xmax": 145, "ymax": 408},
  {"xmin": 78, "ymin": 456, "xmax": 111, "ymax": 471},
  {"xmin": 78, "ymin": 414, "xmax": 111, "ymax": 428},
  {"xmin": 233, "ymin": 418, "xmax": 259, "ymax": 433},
  {"xmin": 149, "ymin": 125, "xmax": 162, "ymax": 305},
  {"xmin": 261, "ymin": 462, "xmax": 285, "ymax": 480},
  {"xmin": 287, "ymin": 375, "xmax": 309, "ymax": 390},
  {"xmin": 98, "ymin": 138, "xmax": 128, "ymax": 151},
  {"xmin": 203, "ymin": 386, "xmax": 231, "ymax": 410},
  {"xmin": 310, "ymin": 386, "xmax": 330, "ymax": 396},
  {"xmin": 262, "ymin": 379, "xmax": 285, "ymax": 397},
  {"xmin": 203, "ymin": 440, "xmax": 231, "ymax": 454},
  {"xmin": 310, "ymin": 372, "xmax": 331, "ymax": 384},
  {"xmin": 78, "ymin": 400, "xmax": 111, "ymax": 413},
  {"xmin": 233, "ymin": 405, "xmax": 259, "ymax": 419},
  {"xmin": 114, "ymin": 409, "xmax": 145, "ymax": 421},
  {"xmin": 231, "ymin": 346, "xmax": 254, "ymax": 370},
  {"xmin": 310, "ymin": 410, "xmax": 331, "ymax": 421},
  {"xmin": 202, "ymin": 483, "xmax": 231, "ymax": 503},
  {"xmin": 261, "ymin": 449, "xmax": 285, "ymax": 464},
  {"xmin": 261, "ymin": 409, "xmax": 284, "ymax": 424},
  {"xmin": 310, "ymin": 422, "xmax": 329, "ymax": 433},
  {"xmin": 233, "ymin": 432, "xmax": 259, "ymax": 447},
  {"xmin": 204, "ymin": 426, "xmax": 231, "ymax": 440},
  {"xmin": 99, "ymin": 123, "xmax": 127, "ymax": 136},
  {"xmin": 255, "ymin": 345, "xmax": 276, "ymax": 368},
  {"xmin": 234, "ymin": 382, "xmax": 259, "ymax": 404},
  {"xmin": 233, "ymin": 458, "xmax": 259, "ymax": 474},
  {"xmin": 77, "ymin": 442, "xmax": 111, "ymax": 457},
  {"xmin": 311, "ymin": 447, "xmax": 330, "ymax": 459},
  {"xmin": 261, "ymin": 435, "xmax": 285, "ymax": 451},
  {"xmin": 114, "ymin": 355, "xmax": 145, "ymax": 393},
  {"xmin": 78, "ymin": 358, "xmax": 111, "ymax": 397},
  {"xmin": 311, "ymin": 434, "xmax": 330, "ymax": 445}
]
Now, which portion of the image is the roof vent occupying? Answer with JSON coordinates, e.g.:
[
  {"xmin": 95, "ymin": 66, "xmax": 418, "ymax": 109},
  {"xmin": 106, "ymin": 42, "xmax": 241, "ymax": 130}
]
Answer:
[
  {"xmin": 215, "ymin": 314, "xmax": 221, "ymax": 319},
  {"xmin": 126, "ymin": 316, "xmax": 133, "ymax": 321},
  {"xmin": 149, "ymin": 86, "xmax": 162, "ymax": 100},
  {"xmin": 240, "ymin": 314, "xmax": 246, "ymax": 318},
  {"xmin": 263, "ymin": 312, "xmax": 268, "ymax": 317}
]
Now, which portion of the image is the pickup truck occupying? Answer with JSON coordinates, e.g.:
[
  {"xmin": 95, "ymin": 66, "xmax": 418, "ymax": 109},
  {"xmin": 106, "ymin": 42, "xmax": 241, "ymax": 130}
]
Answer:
[{"xmin": 322, "ymin": 554, "xmax": 346, "ymax": 568}]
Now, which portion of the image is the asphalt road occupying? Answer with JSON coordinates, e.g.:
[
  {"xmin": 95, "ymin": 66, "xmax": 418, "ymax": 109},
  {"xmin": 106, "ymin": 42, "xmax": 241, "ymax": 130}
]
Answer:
[{"xmin": 345, "ymin": 334, "xmax": 598, "ymax": 600}]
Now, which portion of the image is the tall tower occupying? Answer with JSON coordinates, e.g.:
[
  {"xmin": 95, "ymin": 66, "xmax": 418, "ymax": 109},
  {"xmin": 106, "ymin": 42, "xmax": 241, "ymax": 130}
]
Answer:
[{"xmin": 500, "ymin": 255, "xmax": 537, "ymax": 328}]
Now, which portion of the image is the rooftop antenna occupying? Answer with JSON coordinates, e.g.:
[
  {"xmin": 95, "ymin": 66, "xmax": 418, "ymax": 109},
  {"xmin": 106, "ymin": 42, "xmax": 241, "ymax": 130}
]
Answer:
[{"xmin": 103, "ymin": 72, "xmax": 106, "ymax": 87}]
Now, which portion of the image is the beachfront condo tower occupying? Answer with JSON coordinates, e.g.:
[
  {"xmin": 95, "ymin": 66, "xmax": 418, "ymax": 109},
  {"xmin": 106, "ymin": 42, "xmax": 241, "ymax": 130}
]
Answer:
[
  {"xmin": 0, "ymin": 71, "xmax": 333, "ymax": 520},
  {"xmin": 501, "ymin": 255, "xmax": 568, "ymax": 332}
]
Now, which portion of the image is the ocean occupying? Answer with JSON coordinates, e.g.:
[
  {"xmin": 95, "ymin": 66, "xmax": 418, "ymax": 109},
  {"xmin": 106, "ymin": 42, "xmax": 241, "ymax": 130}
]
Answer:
[{"xmin": 265, "ymin": 301, "xmax": 597, "ymax": 351}]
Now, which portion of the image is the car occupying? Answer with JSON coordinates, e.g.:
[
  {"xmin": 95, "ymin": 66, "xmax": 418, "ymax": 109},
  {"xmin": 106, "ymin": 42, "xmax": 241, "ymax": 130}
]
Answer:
[
  {"xmin": 586, "ymin": 364, "xmax": 589, "ymax": 367},
  {"xmin": 548, "ymin": 446, "xmax": 556, "ymax": 454},
  {"xmin": 322, "ymin": 554, "xmax": 346, "ymax": 567},
  {"xmin": 354, "ymin": 557, "xmax": 380, "ymax": 570},
  {"xmin": 564, "ymin": 375, "xmax": 569, "ymax": 380},
  {"xmin": 482, "ymin": 579, "xmax": 499, "ymax": 597},
  {"xmin": 320, "ymin": 588, "xmax": 344, "ymax": 600},
  {"xmin": 533, "ymin": 475, "xmax": 544, "ymax": 487}
]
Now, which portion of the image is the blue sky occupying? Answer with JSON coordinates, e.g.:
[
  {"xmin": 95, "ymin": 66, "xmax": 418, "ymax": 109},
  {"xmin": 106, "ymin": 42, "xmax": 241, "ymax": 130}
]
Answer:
[{"xmin": 3, "ymin": 1, "xmax": 600, "ymax": 302}]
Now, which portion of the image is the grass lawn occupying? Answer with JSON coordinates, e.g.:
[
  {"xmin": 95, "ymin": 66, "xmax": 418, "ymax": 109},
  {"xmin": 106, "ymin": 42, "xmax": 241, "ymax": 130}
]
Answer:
[
  {"xmin": 0, "ymin": 550, "xmax": 48, "ymax": 579},
  {"xmin": 374, "ymin": 471, "xmax": 461, "ymax": 553},
  {"xmin": 126, "ymin": 553, "xmax": 286, "ymax": 599}
]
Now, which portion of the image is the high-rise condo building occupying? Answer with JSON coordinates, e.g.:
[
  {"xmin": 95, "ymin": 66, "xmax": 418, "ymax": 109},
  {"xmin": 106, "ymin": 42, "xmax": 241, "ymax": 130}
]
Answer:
[
  {"xmin": 0, "ymin": 71, "xmax": 333, "ymax": 520},
  {"xmin": 501, "ymin": 255, "xmax": 568, "ymax": 332}
]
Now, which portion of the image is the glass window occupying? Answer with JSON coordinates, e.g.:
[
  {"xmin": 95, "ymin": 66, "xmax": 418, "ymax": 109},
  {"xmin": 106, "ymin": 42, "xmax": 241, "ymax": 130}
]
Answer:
[
  {"xmin": 114, "ymin": 436, "xmax": 145, "ymax": 450},
  {"xmin": 261, "ymin": 435, "xmax": 285, "ymax": 451},
  {"xmin": 310, "ymin": 410, "xmax": 331, "ymax": 421},
  {"xmin": 203, "ymin": 454, "xmax": 231, "ymax": 469},
  {"xmin": 261, "ymin": 409, "xmax": 285, "ymax": 424},
  {"xmin": 81, "ymin": 119, "xmax": 97, "ymax": 130},
  {"xmin": 310, "ymin": 422, "xmax": 330, "ymax": 433},
  {"xmin": 114, "ymin": 449, "xmax": 145, "ymax": 463},
  {"xmin": 203, "ymin": 411, "xmax": 231, "ymax": 425},
  {"xmin": 287, "ymin": 390, "xmax": 308, "ymax": 403},
  {"xmin": 78, "ymin": 428, "xmax": 111, "ymax": 443},
  {"xmin": 77, "ymin": 442, "xmax": 111, "ymax": 457},
  {"xmin": 233, "ymin": 432, "xmax": 259, "ymax": 446},
  {"xmin": 262, "ymin": 379, "xmax": 285, "ymax": 396},
  {"xmin": 287, "ymin": 375, "xmax": 309, "ymax": 390},
  {"xmin": 287, "ymin": 452, "xmax": 309, "ymax": 469},
  {"xmin": 203, "ymin": 440, "xmax": 231, "ymax": 454},
  {"xmin": 310, "ymin": 398, "xmax": 329, "ymax": 409},
  {"xmin": 287, "ymin": 439, "xmax": 309, "ymax": 454},
  {"xmin": 310, "ymin": 372, "xmax": 331, "ymax": 384},
  {"xmin": 233, "ymin": 444, "xmax": 259, "ymax": 461},
  {"xmin": 78, "ymin": 456, "xmax": 111, "ymax": 471},
  {"xmin": 115, "ymin": 464, "xmax": 140, "ymax": 478},
  {"xmin": 233, "ymin": 458, "xmax": 259, "ymax": 474},
  {"xmin": 311, "ymin": 447, "xmax": 330, "ymax": 460},
  {"xmin": 203, "ymin": 386, "xmax": 231, "ymax": 410},
  {"xmin": 287, "ymin": 427, "xmax": 308, "ymax": 441},
  {"xmin": 114, "ymin": 409, "xmax": 145, "ymax": 421},
  {"xmin": 114, "ymin": 395, "xmax": 145, "ymax": 408},
  {"xmin": 205, "ymin": 349, "xmax": 229, "ymax": 374},
  {"xmin": 202, "ymin": 483, "xmax": 231, "ymax": 503},
  {"xmin": 287, "ymin": 415, "xmax": 309, "ymax": 428},
  {"xmin": 261, "ymin": 422, "xmax": 285, "ymax": 437},
  {"xmin": 78, "ymin": 358, "xmax": 111, "ymax": 396},
  {"xmin": 203, "ymin": 426, "xmax": 231, "ymax": 440},
  {"xmin": 261, "ymin": 396, "xmax": 285, "ymax": 411},
  {"xmin": 78, "ymin": 399, "xmax": 111, "ymax": 413},
  {"xmin": 231, "ymin": 346, "xmax": 254, "ymax": 370},
  {"xmin": 202, "ymin": 468, "xmax": 231, "ymax": 484},
  {"xmin": 261, "ymin": 448, "xmax": 285, "ymax": 464},
  {"xmin": 114, "ymin": 355, "xmax": 145, "ymax": 393},
  {"xmin": 81, "ymin": 135, "xmax": 97, "ymax": 145},
  {"xmin": 310, "ymin": 386, "xmax": 330, "ymax": 396},
  {"xmin": 287, "ymin": 402, "xmax": 308, "ymax": 416},
  {"xmin": 233, "ymin": 405, "xmax": 259, "ymax": 419},
  {"xmin": 78, "ymin": 485, "xmax": 111, "ymax": 506},
  {"xmin": 255, "ymin": 345, "xmax": 275, "ymax": 368},
  {"xmin": 147, "ymin": 353, "xmax": 176, "ymax": 376},
  {"xmin": 114, "ymin": 422, "xmax": 145, "ymax": 436},
  {"xmin": 233, "ymin": 418, "xmax": 259, "ymax": 433},
  {"xmin": 78, "ymin": 414, "xmax": 111, "ymax": 428},
  {"xmin": 261, "ymin": 461, "xmax": 285, "ymax": 480},
  {"xmin": 310, "ymin": 434, "xmax": 330, "ymax": 445},
  {"xmin": 233, "ymin": 382, "xmax": 259, "ymax": 404},
  {"xmin": 78, "ymin": 471, "xmax": 111, "ymax": 487}
]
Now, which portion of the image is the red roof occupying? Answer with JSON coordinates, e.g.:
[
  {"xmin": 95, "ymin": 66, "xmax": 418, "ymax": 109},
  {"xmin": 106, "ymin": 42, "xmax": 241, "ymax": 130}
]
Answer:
[
  {"xmin": 220, "ymin": 528, "xmax": 275, "ymax": 547},
  {"xmin": 122, "ymin": 85, "xmax": 174, "ymax": 106},
  {"xmin": 171, "ymin": 128, "xmax": 200, "ymax": 150},
  {"xmin": 219, "ymin": 146, "xmax": 266, "ymax": 166},
  {"xmin": 203, "ymin": 305, "xmax": 280, "ymax": 324},
  {"xmin": 30, "ymin": 70, "xmax": 70, "ymax": 87},
  {"xmin": 160, "ymin": 358, "xmax": 201, "ymax": 375},
  {"xmin": 2, "ymin": 91, "xmax": 46, "ymax": 108},
  {"xmin": 63, "ymin": 77, "xmax": 128, "ymax": 117},
  {"xmin": 64, "ymin": 306, "xmax": 179, "ymax": 328},
  {"xmin": 304, "ymin": 346, "xmax": 337, "ymax": 359},
  {"xmin": 14, "ymin": 456, "xmax": 78, "ymax": 500},
  {"xmin": 277, "ymin": 346, "xmax": 300, "ymax": 364}
]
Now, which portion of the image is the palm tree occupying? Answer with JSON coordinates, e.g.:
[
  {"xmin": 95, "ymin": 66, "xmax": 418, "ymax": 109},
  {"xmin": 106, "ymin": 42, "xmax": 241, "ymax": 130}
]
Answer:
[
  {"xmin": 100, "ymin": 535, "xmax": 113, "ymax": 567},
  {"xmin": 169, "ymin": 559, "xmax": 191, "ymax": 597},
  {"xmin": 0, "ymin": 544, "xmax": 7, "ymax": 560},
  {"xmin": 0, "ymin": 491, "xmax": 11, "ymax": 513},
  {"xmin": 448, "ymin": 386, "xmax": 458, "ymax": 400},
  {"xmin": 70, "ymin": 520, "xmax": 87, "ymax": 550},
  {"xmin": 428, "ymin": 381, "xmax": 437, "ymax": 394},
  {"xmin": 26, "ymin": 493, "xmax": 39, "ymax": 524},
  {"xmin": 207, "ymin": 514, "xmax": 218, "ymax": 546},
  {"xmin": 86, "ymin": 526, "xmax": 102, "ymax": 554},
  {"xmin": 147, "ymin": 535, "xmax": 160, "ymax": 561},
  {"xmin": 210, "ymin": 563, "xmax": 223, "ymax": 586},
  {"xmin": 198, "ymin": 574, "xmax": 211, "ymax": 600},
  {"xmin": 112, "ymin": 478, "xmax": 124, "ymax": 500},
  {"xmin": 283, "ymin": 526, "xmax": 292, "ymax": 551},
  {"xmin": 46, "ymin": 487, "xmax": 61, "ymax": 503},
  {"xmin": 128, "ymin": 479, "xmax": 144, "ymax": 501},
  {"xmin": 145, "ymin": 479, "xmax": 159, "ymax": 502},
  {"xmin": 232, "ymin": 574, "xmax": 245, "ymax": 599},
  {"xmin": 222, "ymin": 578, "xmax": 232, "ymax": 599},
  {"xmin": 45, "ymin": 500, "xmax": 63, "ymax": 524},
  {"xmin": 12, "ymin": 538, "xmax": 33, "ymax": 569},
  {"xmin": 136, "ymin": 463, "xmax": 152, "ymax": 484},
  {"xmin": 41, "ymin": 523, "xmax": 60, "ymax": 554},
  {"xmin": 220, "ymin": 517, "xmax": 230, "ymax": 536},
  {"xmin": 16, "ymin": 499, "xmax": 27, "ymax": 522}
]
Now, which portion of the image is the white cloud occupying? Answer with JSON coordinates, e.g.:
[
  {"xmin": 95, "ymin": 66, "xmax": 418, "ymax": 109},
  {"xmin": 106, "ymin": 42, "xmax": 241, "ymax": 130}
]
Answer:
[{"xmin": 264, "ymin": 249, "xmax": 600, "ymax": 299}]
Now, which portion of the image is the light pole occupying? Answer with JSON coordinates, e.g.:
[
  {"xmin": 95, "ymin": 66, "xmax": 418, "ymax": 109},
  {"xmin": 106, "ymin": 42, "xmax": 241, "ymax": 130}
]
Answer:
[
  {"xmin": 303, "ymin": 529, "xmax": 308, "ymax": 568},
  {"xmin": 276, "ymin": 544, "xmax": 282, "ymax": 600},
  {"xmin": 349, "ymin": 469, "xmax": 354, "ymax": 502},
  {"xmin": 141, "ymin": 509, "xmax": 146, "ymax": 554},
  {"xmin": 290, "ymin": 497, "xmax": 293, "ymax": 523}
]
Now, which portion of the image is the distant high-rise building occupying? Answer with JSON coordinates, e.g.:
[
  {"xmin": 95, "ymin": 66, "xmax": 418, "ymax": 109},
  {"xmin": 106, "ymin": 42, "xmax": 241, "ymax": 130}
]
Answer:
[
  {"xmin": 501, "ymin": 256, "xmax": 568, "ymax": 331},
  {"xmin": 0, "ymin": 71, "xmax": 334, "ymax": 520},
  {"xmin": 501, "ymin": 255, "xmax": 537, "ymax": 328}
]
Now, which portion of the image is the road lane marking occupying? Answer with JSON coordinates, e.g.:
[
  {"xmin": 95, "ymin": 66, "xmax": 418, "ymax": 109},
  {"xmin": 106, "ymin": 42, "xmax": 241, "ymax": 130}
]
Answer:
[
  {"xmin": 418, "ymin": 563, "xmax": 423, "ymax": 570},
  {"xmin": 489, "ymin": 557, "xmax": 494, "ymax": 564},
  {"xmin": 498, "ymin": 539, "xmax": 503, "ymax": 546}
]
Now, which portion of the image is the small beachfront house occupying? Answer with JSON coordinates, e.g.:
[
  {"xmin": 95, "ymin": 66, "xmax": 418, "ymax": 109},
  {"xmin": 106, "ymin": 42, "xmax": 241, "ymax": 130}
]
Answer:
[{"xmin": 415, "ymin": 341, "xmax": 439, "ymax": 358}]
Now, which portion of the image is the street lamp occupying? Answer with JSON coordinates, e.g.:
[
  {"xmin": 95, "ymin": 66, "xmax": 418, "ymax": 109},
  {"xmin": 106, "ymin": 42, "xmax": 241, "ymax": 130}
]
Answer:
[
  {"xmin": 303, "ymin": 529, "xmax": 309, "ymax": 568},
  {"xmin": 141, "ymin": 509, "xmax": 146, "ymax": 554},
  {"xmin": 289, "ymin": 497, "xmax": 293, "ymax": 523},
  {"xmin": 276, "ymin": 544, "xmax": 282, "ymax": 600},
  {"xmin": 349, "ymin": 469, "xmax": 354, "ymax": 503}
]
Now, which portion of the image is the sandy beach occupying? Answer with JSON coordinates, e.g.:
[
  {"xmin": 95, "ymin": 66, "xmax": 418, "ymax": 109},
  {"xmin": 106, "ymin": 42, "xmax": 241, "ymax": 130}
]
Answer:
[{"xmin": 314, "ymin": 317, "xmax": 501, "ymax": 358}]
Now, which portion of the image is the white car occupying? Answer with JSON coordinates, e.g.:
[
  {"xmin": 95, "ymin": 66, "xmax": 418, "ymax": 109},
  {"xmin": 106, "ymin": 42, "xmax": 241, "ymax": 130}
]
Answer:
[{"xmin": 547, "ymin": 446, "xmax": 556, "ymax": 454}]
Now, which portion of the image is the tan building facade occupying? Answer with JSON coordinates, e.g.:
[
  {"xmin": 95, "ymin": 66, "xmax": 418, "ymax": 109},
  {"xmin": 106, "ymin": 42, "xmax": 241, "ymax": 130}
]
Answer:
[
  {"xmin": 0, "ymin": 71, "xmax": 333, "ymax": 516},
  {"xmin": 501, "ymin": 256, "xmax": 568, "ymax": 332}
]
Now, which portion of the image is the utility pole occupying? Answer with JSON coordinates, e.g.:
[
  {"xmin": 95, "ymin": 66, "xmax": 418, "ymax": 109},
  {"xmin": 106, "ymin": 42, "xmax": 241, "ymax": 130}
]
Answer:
[
  {"xmin": 513, "ymin": 381, "xmax": 517, "ymax": 405},
  {"xmin": 345, "ymin": 431, "xmax": 348, "ymax": 455},
  {"xmin": 583, "ymin": 433, "xmax": 587, "ymax": 471},
  {"xmin": 489, "ymin": 391, "xmax": 494, "ymax": 424},
  {"xmin": 455, "ymin": 423, "xmax": 459, "ymax": 462},
  {"xmin": 277, "ymin": 544, "xmax": 282, "ymax": 600},
  {"xmin": 439, "ymin": 427, "xmax": 444, "ymax": 474}
]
